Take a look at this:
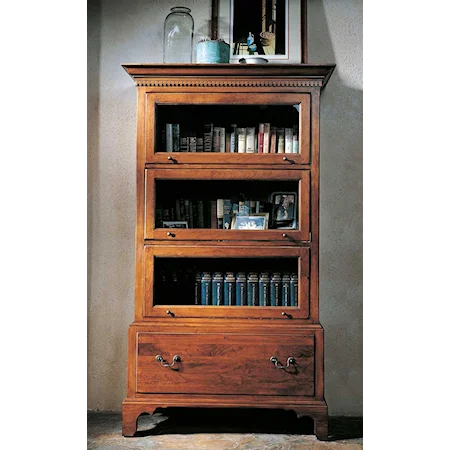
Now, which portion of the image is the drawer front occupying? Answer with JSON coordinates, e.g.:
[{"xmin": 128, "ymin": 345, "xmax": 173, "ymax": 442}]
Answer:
[{"xmin": 136, "ymin": 333, "xmax": 315, "ymax": 396}]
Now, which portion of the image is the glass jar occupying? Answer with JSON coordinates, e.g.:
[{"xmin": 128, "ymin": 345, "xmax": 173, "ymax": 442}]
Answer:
[{"xmin": 163, "ymin": 6, "xmax": 194, "ymax": 63}]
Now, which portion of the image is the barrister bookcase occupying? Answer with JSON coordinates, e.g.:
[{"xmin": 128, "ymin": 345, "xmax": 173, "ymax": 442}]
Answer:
[{"xmin": 121, "ymin": 63, "xmax": 335, "ymax": 440}]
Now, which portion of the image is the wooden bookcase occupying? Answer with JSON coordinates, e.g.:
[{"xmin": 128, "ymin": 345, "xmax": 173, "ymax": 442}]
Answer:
[{"xmin": 121, "ymin": 63, "xmax": 335, "ymax": 440}]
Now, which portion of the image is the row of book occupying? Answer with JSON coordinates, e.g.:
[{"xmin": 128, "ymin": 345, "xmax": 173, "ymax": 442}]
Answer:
[
  {"xmin": 157, "ymin": 198, "xmax": 270, "ymax": 229},
  {"xmin": 163, "ymin": 123, "xmax": 300, "ymax": 154},
  {"xmin": 196, "ymin": 271, "xmax": 298, "ymax": 307}
]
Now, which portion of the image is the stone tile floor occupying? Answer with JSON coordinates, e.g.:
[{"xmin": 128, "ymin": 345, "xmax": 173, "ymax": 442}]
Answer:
[{"xmin": 88, "ymin": 409, "xmax": 362, "ymax": 449}]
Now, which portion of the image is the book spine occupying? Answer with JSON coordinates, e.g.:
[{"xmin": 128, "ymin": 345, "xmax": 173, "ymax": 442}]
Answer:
[
  {"xmin": 263, "ymin": 123, "xmax": 270, "ymax": 153},
  {"xmin": 246, "ymin": 127, "xmax": 256, "ymax": 153},
  {"xmin": 194, "ymin": 272, "xmax": 202, "ymax": 305},
  {"xmin": 216, "ymin": 199, "xmax": 224, "ymax": 229},
  {"xmin": 179, "ymin": 198, "xmax": 185, "ymax": 221},
  {"xmin": 281, "ymin": 273, "xmax": 290, "ymax": 307},
  {"xmin": 223, "ymin": 199, "xmax": 232, "ymax": 230},
  {"xmin": 290, "ymin": 273, "xmax": 298, "ymax": 307},
  {"xmin": 277, "ymin": 129, "xmax": 285, "ymax": 153},
  {"xmin": 155, "ymin": 208, "xmax": 163, "ymax": 228},
  {"xmin": 224, "ymin": 272, "xmax": 236, "ymax": 306},
  {"xmin": 270, "ymin": 273, "xmax": 282, "ymax": 306},
  {"xmin": 270, "ymin": 126, "xmax": 277, "ymax": 153},
  {"xmin": 180, "ymin": 132, "xmax": 189, "ymax": 152},
  {"xmin": 197, "ymin": 200, "xmax": 204, "ymax": 228},
  {"xmin": 201, "ymin": 272, "xmax": 212, "ymax": 305},
  {"xmin": 293, "ymin": 124, "xmax": 299, "ymax": 154},
  {"xmin": 165, "ymin": 123, "xmax": 173, "ymax": 152},
  {"xmin": 172, "ymin": 123, "xmax": 180, "ymax": 152},
  {"xmin": 175, "ymin": 199, "xmax": 181, "ymax": 220},
  {"xmin": 213, "ymin": 127, "xmax": 221, "ymax": 152},
  {"xmin": 210, "ymin": 200, "xmax": 217, "ymax": 229},
  {"xmin": 184, "ymin": 199, "xmax": 191, "ymax": 227},
  {"xmin": 285, "ymin": 128, "xmax": 293, "ymax": 153},
  {"xmin": 219, "ymin": 127, "xmax": 226, "ymax": 152},
  {"xmin": 247, "ymin": 272, "xmax": 259, "ymax": 306},
  {"xmin": 188, "ymin": 133, "xmax": 197, "ymax": 152},
  {"xmin": 212, "ymin": 272, "xmax": 224, "ymax": 306},
  {"xmin": 230, "ymin": 124, "xmax": 237, "ymax": 153},
  {"xmin": 225, "ymin": 132, "xmax": 231, "ymax": 153},
  {"xmin": 259, "ymin": 272, "xmax": 270, "ymax": 306},
  {"xmin": 192, "ymin": 200, "xmax": 198, "ymax": 228},
  {"xmin": 258, "ymin": 123, "xmax": 264, "ymax": 153},
  {"xmin": 203, "ymin": 123, "xmax": 213, "ymax": 152},
  {"xmin": 237, "ymin": 128, "xmax": 246, "ymax": 153},
  {"xmin": 236, "ymin": 272, "xmax": 247, "ymax": 306},
  {"xmin": 204, "ymin": 200, "xmax": 211, "ymax": 228},
  {"xmin": 196, "ymin": 136, "xmax": 204, "ymax": 152}
]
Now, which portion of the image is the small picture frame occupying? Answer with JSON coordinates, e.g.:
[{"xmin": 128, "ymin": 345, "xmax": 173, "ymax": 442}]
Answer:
[
  {"xmin": 231, "ymin": 213, "xmax": 269, "ymax": 230},
  {"xmin": 271, "ymin": 192, "xmax": 297, "ymax": 229},
  {"xmin": 162, "ymin": 221, "xmax": 189, "ymax": 229}
]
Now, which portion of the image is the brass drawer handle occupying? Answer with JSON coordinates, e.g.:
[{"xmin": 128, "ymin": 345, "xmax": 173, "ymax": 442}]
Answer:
[
  {"xmin": 282, "ymin": 156, "xmax": 294, "ymax": 164},
  {"xmin": 167, "ymin": 156, "xmax": 177, "ymax": 163},
  {"xmin": 156, "ymin": 354, "xmax": 181, "ymax": 367},
  {"xmin": 167, "ymin": 232, "xmax": 175, "ymax": 237},
  {"xmin": 270, "ymin": 356, "xmax": 297, "ymax": 369}
]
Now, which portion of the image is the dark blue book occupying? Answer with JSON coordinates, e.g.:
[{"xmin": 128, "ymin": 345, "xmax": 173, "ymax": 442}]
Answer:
[
  {"xmin": 201, "ymin": 272, "xmax": 212, "ymax": 305},
  {"xmin": 224, "ymin": 272, "xmax": 236, "ymax": 305},
  {"xmin": 281, "ymin": 273, "xmax": 290, "ymax": 307},
  {"xmin": 270, "ymin": 272, "xmax": 282, "ymax": 306},
  {"xmin": 236, "ymin": 272, "xmax": 247, "ymax": 306},
  {"xmin": 247, "ymin": 272, "xmax": 259, "ymax": 306},
  {"xmin": 290, "ymin": 273, "xmax": 298, "ymax": 307},
  {"xmin": 212, "ymin": 272, "xmax": 224, "ymax": 306},
  {"xmin": 259, "ymin": 272, "xmax": 270, "ymax": 306}
]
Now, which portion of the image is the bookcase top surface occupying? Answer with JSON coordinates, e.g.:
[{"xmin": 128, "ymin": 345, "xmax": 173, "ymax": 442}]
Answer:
[{"xmin": 121, "ymin": 63, "xmax": 335, "ymax": 88}]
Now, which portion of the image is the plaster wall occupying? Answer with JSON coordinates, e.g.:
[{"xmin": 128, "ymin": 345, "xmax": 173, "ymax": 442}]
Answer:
[{"xmin": 87, "ymin": 0, "xmax": 363, "ymax": 415}]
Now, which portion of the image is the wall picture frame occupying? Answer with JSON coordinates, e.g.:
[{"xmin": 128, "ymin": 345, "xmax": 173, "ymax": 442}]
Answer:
[
  {"xmin": 162, "ymin": 221, "xmax": 189, "ymax": 229},
  {"xmin": 231, "ymin": 213, "xmax": 269, "ymax": 230},
  {"xmin": 217, "ymin": 0, "xmax": 307, "ymax": 64},
  {"xmin": 271, "ymin": 192, "xmax": 297, "ymax": 229}
]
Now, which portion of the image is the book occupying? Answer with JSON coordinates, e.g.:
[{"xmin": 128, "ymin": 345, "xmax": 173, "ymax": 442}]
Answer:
[
  {"xmin": 204, "ymin": 200, "xmax": 212, "ymax": 228},
  {"xmin": 211, "ymin": 200, "xmax": 217, "ymax": 229},
  {"xmin": 212, "ymin": 272, "xmax": 224, "ymax": 306},
  {"xmin": 203, "ymin": 123, "xmax": 213, "ymax": 152},
  {"xmin": 201, "ymin": 272, "xmax": 212, "ymax": 305},
  {"xmin": 196, "ymin": 136, "xmax": 204, "ymax": 152},
  {"xmin": 155, "ymin": 208, "xmax": 163, "ymax": 228},
  {"xmin": 258, "ymin": 123, "xmax": 264, "ymax": 153},
  {"xmin": 277, "ymin": 128, "xmax": 285, "ymax": 153},
  {"xmin": 246, "ymin": 127, "xmax": 256, "ymax": 153},
  {"xmin": 281, "ymin": 273, "xmax": 291, "ymax": 307},
  {"xmin": 230, "ymin": 124, "xmax": 237, "ymax": 153},
  {"xmin": 237, "ymin": 128, "xmax": 246, "ymax": 153},
  {"xmin": 259, "ymin": 272, "xmax": 270, "ymax": 306},
  {"xmin": 184, "ymin": 199, "xmax": 192, "ymax": 227},
  {"xmin": 165, "ymin": 123, "xmax": 173, "ymax": 152},
  {"xmin": 270, "ymin": 126, "xmax": 277, "ymax": 153},
  {"xmin": 173, "ymin": 123, "xmax": 180, "ymax": 152},
  {"xmin": 293, "ymin": 124, "xmax": 299, "ymax": 154},
  {"xmin": 290, "ymin": 273, "xmax": 298, "ymax": 307},
  {"xmin": 175, "ymin": 199, "xmax": 182, "ymax": 220},
  {"xmin": 223, "ymin": 199, "xmax": 232, "ymax": 230},
  {"xmin": 225, "ymin": 132, "xmax": 231, "ymax": 153},
  {"xmin": 247, "ymin": 272, "xmax": 259, "ymax": 306},
  {"xmin": 197, "ymin": 200, "xmax": 205, "ymax": 228},
  {"xmin": 213, "ymin": 127, "xmax": 221, "ymax": 152},
  {"xmin": 219, "ymin": 127, "xmax": 226, "ymax": 152},
  {"xmin": 194, "ymin": 272, "xmax": 202, "ymax": 305},
  {"xmin": 236, "ymin": 272, "xmax": 247, "ymax": 306},
  {"xmin": 285, "ymin": 128, "xmax": 293, "ymax": 153},
  {"xmin": 216, "ymin": 199, "xmax": 224, "ymax": 229},
  {"xmin": 224, "ymin": 272, "xmax": 236, "ymax": 305},
  {"xmin": 263, "ymin": 123, "xmax": 270, "ymax": 153},
  {"xmin": 191, "ymin": 200, "xmax": 198, "ymax": 228},
  {"xmin": 180, "ymin": 132, "xmax": 189, "ymax": 152},
  {"xmin": 179, "ymin": 198, "xmax": 186, "ymax": 220},
  {"xmin": 188, "ymin": 132, "xmax": 197, "ymax": 152},
  {"xmin": 270, "ymin": 272, "xmax": 282, "ymax": 306}
]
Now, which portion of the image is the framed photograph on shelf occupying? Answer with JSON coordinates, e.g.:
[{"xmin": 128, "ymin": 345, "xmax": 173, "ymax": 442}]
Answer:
[
  {"xmin": 217, "ymin": 0, "xmax": 307, "ymax": 63},
  {"xmin": 231, "ymin": 213, "xmax": 269, "ymax": 230},
  {"xmin": 271, "ymin": 192, "xmax": 297, "ymax": 229},
  {"xmin": 162, "ymin": 221, "xmax": 189, "ymax": 228}
]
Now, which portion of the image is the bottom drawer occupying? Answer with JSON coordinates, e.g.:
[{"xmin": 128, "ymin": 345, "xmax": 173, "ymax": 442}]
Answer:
[{"xmin": 136, "ymin": 332, "xmax": 315, "ymax": 396}]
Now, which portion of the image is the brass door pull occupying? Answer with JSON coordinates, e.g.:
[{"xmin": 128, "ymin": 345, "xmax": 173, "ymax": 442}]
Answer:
[
  {"xmin": 270, "ymin": 356, "xmax": 297, "ymax": 369},
  {"xmin": 156, "ymin": 355, "xmax": 181, "ymax": 367}
]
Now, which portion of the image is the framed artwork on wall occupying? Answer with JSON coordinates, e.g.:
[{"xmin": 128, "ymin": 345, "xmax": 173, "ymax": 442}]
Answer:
[{"xmin": 217, "ymin": 0, "xmax": 307, "ymax": 63}]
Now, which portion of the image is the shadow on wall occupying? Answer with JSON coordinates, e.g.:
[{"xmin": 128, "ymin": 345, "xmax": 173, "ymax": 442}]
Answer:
[{"xmin": 309, "ymin": 0, "xmax": 363, "ymax": 416}]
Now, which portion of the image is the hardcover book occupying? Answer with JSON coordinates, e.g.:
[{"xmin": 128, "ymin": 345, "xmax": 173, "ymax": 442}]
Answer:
[
  {"xmin": 247, "ymin": 272, "xmax": 259, "ymax": 306},
  {"xmin": 219, "ymin": 127, "xmax": 226, "ymax": 152},
  {"xmin": 281, "ymin": 273, "xmax": 291, "ymax": 307},
  {"xmin": 210, "ymin": 200, "xmax": 217, "ymax": 229},
  {"xmin": 197, "ymin": 200, "xmax": 205, "ymax": 228},
  {"xmin": 259, "ymin": 272, "xmax": 270, "ymax": 306},
  {"xmin": 237, "ymin": 128, "xmax": 246, "ymax": 153},
  {"xmin": 165, "ymin": 123, "xmax": 173, "ymax": 152},
  {"xmin": 270, "ymin": 272, "xmax": 282, "ymax": 306},
  {"xmin": 263, "ymin": 123, "xmax": 270, "ymax": 153},
  {"xmin": 236, "ymin": 272, "xmax": 247, "ymax": 306},
  {"xmin": 277, "ymin": 128, "xmax": 285, "ymax": 153},
  {"xmin": 188, "ymin": 132, "xmax": 197, "ymax": 152},
  {"xmin": 173, "ymin": 123, "xmax": 180, "ymax": 153},
  {"xmin": 270, "ymin": 126, "xmax": 277, "ymax": 153},
  {"xmin": 216, "ymin": 199, "xmax": 224, "ymax": 229},
  {"xmin": 201, "ymin": 272, "xmax": 212, "ymax": 305},
  {"xmin": 285, "ymin": 128, "xmax": 293, "ymax": 154},
  {"xmin": 180, "ymin": 132, "xmax": 189, "ymax": 152},
  {"xmin": 224, "ymin": 272, "xmax": 236, "ymax": 305},
  {"xmin": 290, "ymin": 273, "xmax": 298, "ymax": 307},
  {"xmin": 212, "ymin": 272, "xmax": 224, "ymax": 306},
  {"xmin": 246, "ymin": 127, "xmax": 256, "ymax": 153},
  {"xmin": 213, "ymin": 127, "xmax": 221, "ymax": 152},
  {"xmin": 230, "ymin": 124, "xmax": 237, "ymax": 152},
  {"xmin": 203, "ymin": 123, "xmax": 213, "ymax": 152},
  {"xmin": 258, "ymin": 123, "xmax": 264, "ymax": 153},
  {"xmin": 196, "ymin": 136, "xmax": 204, "ymax": 152},
  {"xmin": 293, "ymin": 124, "xmax": 299, "ymax": 154},
  {"xmin": 225, "ymin": 132, "xmax": 231, "ymax": 153}
]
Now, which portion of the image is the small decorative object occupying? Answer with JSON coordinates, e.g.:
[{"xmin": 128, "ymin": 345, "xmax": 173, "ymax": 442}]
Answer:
[
  {"xmin": 163, "ymin": 6, "xmax": 194, "ymax": 63},
  {"xmin": 162, "ymin": 221, "xmax": 189, "ymax": 228},
  {"xmin": 238, "ymin": 57, "xmax": 268, "ymax": 64},
  {"xmin": 271, "ymin": 192, "xmax": 297, "ymax": 229},
  {"xmin": 196, "ymin": 39, "xmax": 230, "ymax": 63},
  {"xmin": 247, "ymin": 32, "xmax": 254, "ymax": 47},
  {"xmin": 231, "ymin": 213, "xmax": 269, "ymax": 230}
]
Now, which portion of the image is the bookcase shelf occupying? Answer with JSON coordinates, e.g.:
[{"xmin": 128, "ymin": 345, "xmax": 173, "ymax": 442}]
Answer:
[{"xmin": 122, "ymin": 63, "xmax": 335, "ymax": 440}]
